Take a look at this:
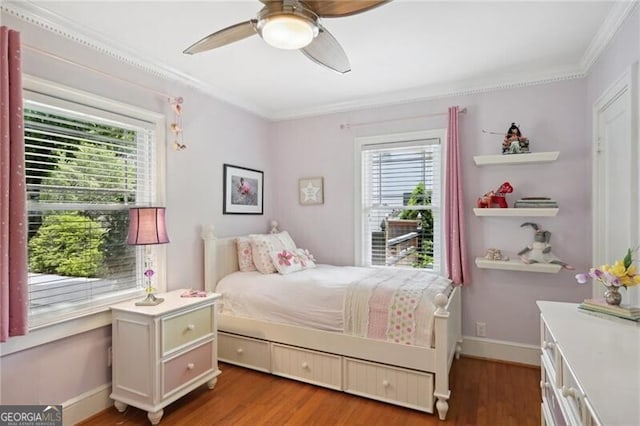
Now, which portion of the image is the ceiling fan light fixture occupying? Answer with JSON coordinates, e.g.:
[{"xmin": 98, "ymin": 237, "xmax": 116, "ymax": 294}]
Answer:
[{"xmin": 260, "ymin": 15, "xmax": 318, "ymax": 50}]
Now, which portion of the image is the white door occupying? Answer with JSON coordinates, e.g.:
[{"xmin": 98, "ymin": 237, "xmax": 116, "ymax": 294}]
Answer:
[{"xmin": 592, "ymin": 63, "xmax": 638, "ymax": 306}]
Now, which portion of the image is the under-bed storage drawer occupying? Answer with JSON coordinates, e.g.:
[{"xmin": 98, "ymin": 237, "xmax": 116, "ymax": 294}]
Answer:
[
  {"xmin": 218, "ymin": 332, "xmax": 270, "ymax": 372},
  {"xmin": 344, "ymin": 357, "xmax": 434, "ymax": 412},
  {"xmin": 271, "ymin": 344, "xmax": 342, "ymax": 390}
]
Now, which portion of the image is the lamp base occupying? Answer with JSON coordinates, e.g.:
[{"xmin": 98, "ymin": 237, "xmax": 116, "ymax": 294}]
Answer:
[{"xmin": 135, "ymin": 293, "xmax": 165, "ymax": 306}]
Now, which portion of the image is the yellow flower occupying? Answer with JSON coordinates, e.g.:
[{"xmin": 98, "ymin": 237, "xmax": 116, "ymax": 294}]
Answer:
[{"xmin": 610, "ymin": 261, "xmax": 627, "ymax": 278}]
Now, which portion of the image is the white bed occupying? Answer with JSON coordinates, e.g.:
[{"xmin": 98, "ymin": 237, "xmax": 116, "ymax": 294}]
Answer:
[{"xmin": 202, "ymin": 224, "xmax": 462, "ymax": 420}]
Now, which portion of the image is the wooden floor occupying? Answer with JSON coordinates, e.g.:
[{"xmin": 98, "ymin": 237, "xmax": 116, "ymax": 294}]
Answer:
[{"xmin": 81, "ymin": 357, "xmax": 540, "ymax": 425}]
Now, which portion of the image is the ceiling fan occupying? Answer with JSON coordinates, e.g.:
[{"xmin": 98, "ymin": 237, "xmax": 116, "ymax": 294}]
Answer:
[{"xmin": 183, "ymin": 0, "xmax": 390, "ymax": 74}]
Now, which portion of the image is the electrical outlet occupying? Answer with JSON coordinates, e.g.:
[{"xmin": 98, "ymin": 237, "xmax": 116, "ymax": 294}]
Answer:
[
  {"xmin": 107, "ymin": 346, "xmax": 112, "ymax": 367},
  {"xmin": 476, "ymin": 322, "xmax": 487, "ymax": 337}
]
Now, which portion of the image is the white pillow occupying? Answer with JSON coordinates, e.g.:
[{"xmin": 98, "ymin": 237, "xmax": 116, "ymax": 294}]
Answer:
[
  {"xmin": 296, "ymin": 248, "xmax": 316, "ymax": 269},
  {"xmin": 272, "ymin": 231, "xmax": 297, "ymax": 251},
  {"xmin": 270, "ymin": 249, "xmax": 303, "ymax": 275},
  {"xmin": 236, "ymin": 237, "xmax": 256, "ymax": 272},
  {"xmin": 250, "ymin": 231, "xmax": 298, "ymax": 274}
]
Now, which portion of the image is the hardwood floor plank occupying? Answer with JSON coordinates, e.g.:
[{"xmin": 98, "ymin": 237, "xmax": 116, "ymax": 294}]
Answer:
[{"xmin": 80, "ymin": 357, "xmax": 540, "ymax": 425}]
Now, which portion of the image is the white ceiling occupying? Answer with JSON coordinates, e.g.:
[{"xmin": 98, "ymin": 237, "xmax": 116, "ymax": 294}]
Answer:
[{"xmin": 11, "ymin": 1, "xmax": 632, "ymax": 120}]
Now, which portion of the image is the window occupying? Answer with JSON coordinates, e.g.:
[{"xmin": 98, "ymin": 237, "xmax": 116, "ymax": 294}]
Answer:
[
  {"xmin": 355, "ymin": 130, "xmax": 445, "ymax": 272},
  {"xmin": 23, "ymin": 77, "xmax": 166, "ymax": 327}
]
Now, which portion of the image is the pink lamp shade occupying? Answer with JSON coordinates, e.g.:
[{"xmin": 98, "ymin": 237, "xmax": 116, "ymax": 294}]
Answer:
[{"xmin": 127, "ymin": 207, "xmax": 170, "ymax": 245}]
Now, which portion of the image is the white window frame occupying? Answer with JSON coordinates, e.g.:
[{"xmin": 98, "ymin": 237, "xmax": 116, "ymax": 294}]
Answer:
[
  {"xmin": 354, "ymin": 129, "xmax": 446, "ymax": 272},
  {"xmin": 0, "ymin": 75, "xmax": 166, "ymax": 355}
]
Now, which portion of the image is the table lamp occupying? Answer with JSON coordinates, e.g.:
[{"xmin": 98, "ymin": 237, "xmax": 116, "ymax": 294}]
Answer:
[{"xmin": 127, "ymin": 207, "xmax": 170, "ymax": 306}]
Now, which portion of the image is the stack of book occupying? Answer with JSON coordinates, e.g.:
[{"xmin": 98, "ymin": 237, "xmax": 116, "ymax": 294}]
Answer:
[
  {"xmin": 578, "ymin": 298, "xmax": 640, "ymax": 321},
  {"xmin": 513, "ymin": 197, "xmax": 558, "ymax": 208}
]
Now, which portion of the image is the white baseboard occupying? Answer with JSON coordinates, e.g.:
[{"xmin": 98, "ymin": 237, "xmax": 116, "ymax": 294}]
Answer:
[
  {"xmin": 62, "ymin": 383, "xmax": 112, "ymax": 426},
  {"xmin": 461, "ymin": 336, "xmax": 540, "ymax": 366}
]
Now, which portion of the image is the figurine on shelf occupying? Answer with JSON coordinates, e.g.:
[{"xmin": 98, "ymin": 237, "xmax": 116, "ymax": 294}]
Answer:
[
  {"xmin": 518, "ymin": 223, "xmax": 573, "ymax": 269},
  {"xmin": 502, "ymin": 123, "xmax": 530, "ymax": 155},
  {"xmin": 484, "ymin": 248, "xmax": 509, "ymax": 261},
  {"xmin": 476, "ymin": 181, "xmax": 514, "ymax": 208}
]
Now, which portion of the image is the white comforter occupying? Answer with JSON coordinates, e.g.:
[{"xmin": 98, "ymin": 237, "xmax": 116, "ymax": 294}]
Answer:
[{"xmin": 215, "ymin": 264, "xmax": 452, "ymax": 347}]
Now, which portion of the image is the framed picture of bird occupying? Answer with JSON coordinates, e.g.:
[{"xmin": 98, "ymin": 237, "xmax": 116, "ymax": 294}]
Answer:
[{"xmin": 223, "ymin": 164, "xmax": 263, "ymax": 214}]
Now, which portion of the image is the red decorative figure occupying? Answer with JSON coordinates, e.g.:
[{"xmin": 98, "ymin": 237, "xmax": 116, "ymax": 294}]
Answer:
[{"xmin": 476, "ymin": 181, "xmax": 513, "ymax": 208}]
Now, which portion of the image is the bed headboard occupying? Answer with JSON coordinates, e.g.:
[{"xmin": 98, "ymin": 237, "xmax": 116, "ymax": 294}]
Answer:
[
  {"xmin": 202, "ymin": 225, "xmax": 240, "ymax": 292},
  {"xmin": 202, "ymin": 221, "xmax": 281, "ymax": 292}
]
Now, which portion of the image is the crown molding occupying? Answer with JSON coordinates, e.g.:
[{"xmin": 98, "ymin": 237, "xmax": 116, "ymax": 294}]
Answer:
[
  {"xmin": 1, "ymin": 0, "xmax": 635, "ymax": 122},
  {"xmin": 271, "ymin": 68, "xmax": 586, "ymax": 121},
  {"xmin": 580, "ymin": 0, "xmax": 639, "ymax": 73},
  {"xmin": 0, "ymin": 0, "xmax": 271, "ymax": 118}
]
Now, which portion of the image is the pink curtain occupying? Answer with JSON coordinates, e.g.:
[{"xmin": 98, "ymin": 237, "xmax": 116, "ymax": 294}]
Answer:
[
  {"xmin": 444, "ymin": 106, "xmax": 469, "ymax": 285},
  {"xmin": 1, "ymin": 26, "xmax": 28, "ymax": 342}
]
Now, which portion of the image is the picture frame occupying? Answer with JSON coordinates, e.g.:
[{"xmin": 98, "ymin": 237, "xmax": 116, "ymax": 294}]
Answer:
[
  {"xmin": 298, "ymin": 177, "xmax": 324, "ymax": 205},
  {"xmin": 223, "ymin": 164, "xmax": 264, "ymax": 214}
]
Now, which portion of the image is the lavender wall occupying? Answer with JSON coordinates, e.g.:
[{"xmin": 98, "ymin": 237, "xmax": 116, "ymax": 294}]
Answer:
[
  {"xmin": 0, "ymin": 12, "xmax": 271, "ymax": 405},
  {"xmin": 270, "ymin": 80, "xmax": 592, "ymax": 346}
]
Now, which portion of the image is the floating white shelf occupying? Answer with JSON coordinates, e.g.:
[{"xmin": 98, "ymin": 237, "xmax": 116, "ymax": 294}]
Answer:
[
  {"xmin": 473, "ymin": 208, "xmax": 559, "ymax": 217},
  {"xmin": 473, "ymin": 151, "xmax": 560, "ymax": 166},
  {"xmin": 475, "ymin": 257, "xmax": 562, "ymax": 273}
]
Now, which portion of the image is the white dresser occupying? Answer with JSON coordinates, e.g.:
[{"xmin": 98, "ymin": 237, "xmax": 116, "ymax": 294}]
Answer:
[
  {"xmin": 110, "ymin": 290, "xmax": 221, "ymax": 425},
  {"xmin": 537, "ymin": 301, "xmax": 640, "ymax": 426}
]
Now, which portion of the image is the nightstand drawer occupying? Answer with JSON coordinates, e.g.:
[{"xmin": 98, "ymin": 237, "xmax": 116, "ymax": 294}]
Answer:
[
  {"xmin": 162, "ymin": 341, "xmax": 214, "ymax": 397},
  {"xmin": 162, "ymin": 305, "xmax": 214, "ymax": 354},
  {"xmin": 271, "ymin": 344, "xmax": 342, "ymax": 390},
  {"xmin": 219, "ymin": 332, "xmax": 270, "ymax": 372},
  {"xmin": 344, "ymin": 358, "xmax": 434, "ymax": 413}
]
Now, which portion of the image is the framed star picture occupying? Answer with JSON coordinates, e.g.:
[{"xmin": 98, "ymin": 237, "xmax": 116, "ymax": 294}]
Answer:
[{"xmin": 298, "ymin": 177, "xmax": 324, "ymax": 205}]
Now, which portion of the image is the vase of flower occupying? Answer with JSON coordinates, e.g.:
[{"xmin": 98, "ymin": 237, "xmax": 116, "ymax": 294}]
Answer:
[
  {"xmin": 575, "ymin": 248, "xmax": 640, "ymax": 305},
  {"xmin": 604, "ymin": 286, "xmax": 622, "ymax": 306}
]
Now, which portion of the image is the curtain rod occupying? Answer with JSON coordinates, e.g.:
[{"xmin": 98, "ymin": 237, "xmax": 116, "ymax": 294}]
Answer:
[
  {"xmin": 23, "ymin": 43, "xmax": 175, "ymax": 101},
  {"xmin": 340, "ymin": 107, "xmax": 467, "ymax": 130}
]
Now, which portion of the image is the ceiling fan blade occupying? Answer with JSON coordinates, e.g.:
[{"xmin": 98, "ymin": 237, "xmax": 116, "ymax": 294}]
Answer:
[
  {"xmin": 301, "ymin": 25, "xmax": 351, "ymax": 74},
  {"xmin": 184, "ymin": 20, "xmax": 257, "ymax": 54},
  {"xmin": 301, "ymin": 1, "xmax": 390, "ymax": 17}
]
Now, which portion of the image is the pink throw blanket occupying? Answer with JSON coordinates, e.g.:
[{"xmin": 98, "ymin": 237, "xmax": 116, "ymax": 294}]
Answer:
[{"xmin": 344, "ymin": 268, "xmax": 451, "ymax": 347}]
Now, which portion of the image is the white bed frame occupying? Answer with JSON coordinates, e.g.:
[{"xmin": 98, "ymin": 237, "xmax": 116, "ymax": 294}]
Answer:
[{"xmin": 202, "ymin": 225, "xmax": 462, "ymax": 420}]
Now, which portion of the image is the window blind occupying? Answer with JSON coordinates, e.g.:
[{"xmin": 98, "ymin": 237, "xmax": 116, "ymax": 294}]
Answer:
[
  {"xmin": 24, "ymin": 100, "xmax": 156, "ymax": 321},
  {"xmin": 361, "ymin": 138, "xmax": 441, "ymax": 270}
]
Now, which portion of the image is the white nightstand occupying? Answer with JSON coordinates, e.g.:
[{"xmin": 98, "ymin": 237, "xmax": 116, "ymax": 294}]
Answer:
[{"xmin": 110, "ymin": 289, "xmax": 221, "ymax": 425}]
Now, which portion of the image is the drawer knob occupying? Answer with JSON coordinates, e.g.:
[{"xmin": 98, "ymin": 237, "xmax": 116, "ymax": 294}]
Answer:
[
  {"xmin": 540, "ymin": 380, "xmax": 550, "ymax": 390},
  {"xmin": 301, "ymin": 362, "xmax": 309, "ymax": 369},
  {"xmin": 187, "ymin": 324, "xmax": 195, "ymax": 331},
  {"xmin": 236, "ymin": 348, "xmax": 244, "ymax": 354},
  {"xmin": 382, "ymin": 380, "xmax": 390, "ymax": 388},
  {"xmin": 542, "ymin": 341, "xmax": 555, "ymax": 350},
  {"xmin": 187, "ymin": 363, "xmax": 195, "ymax": 370}
]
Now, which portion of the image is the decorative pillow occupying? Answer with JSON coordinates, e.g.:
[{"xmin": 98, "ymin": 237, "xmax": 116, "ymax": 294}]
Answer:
[
  {"xmin": 272, "ymin": 230, "xmax": 297, "ymax": 251},
  {"xmin": 236, "ymin": 237, "xmax": 256, "ymax": 272},
  {"xmin": 249, "ymin": 231, "xmax": 297, "ymax": 274},
  {"xmin": 270, "ymin": 249, "xmax": 303, "ymax": 275},
  {"xmin": 249, "ymin": 234, "xmax": 276, "ymax": 274},
  {"xmin": 296, "ymin": 248, "xmax": 317, "ymax": 269}
]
